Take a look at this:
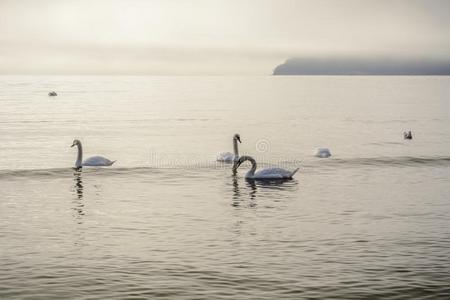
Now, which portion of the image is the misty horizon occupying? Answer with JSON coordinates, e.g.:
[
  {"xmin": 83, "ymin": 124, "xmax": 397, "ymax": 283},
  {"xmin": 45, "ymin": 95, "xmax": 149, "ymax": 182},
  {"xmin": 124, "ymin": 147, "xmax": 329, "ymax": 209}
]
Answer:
[
  {"xmin": 1, "ymin": 0, "xmax": 450, "ymax": 75},
  {"xmin": 273, "ymin": 56, "xmax": 450, "ymax": 75}
]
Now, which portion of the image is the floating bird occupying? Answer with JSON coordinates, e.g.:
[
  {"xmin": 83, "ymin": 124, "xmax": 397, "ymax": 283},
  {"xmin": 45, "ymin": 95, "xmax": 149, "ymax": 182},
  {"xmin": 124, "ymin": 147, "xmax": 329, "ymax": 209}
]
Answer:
[
  {"xmin": 48, "ymin": 91, "xmax": 57, "ymax": 96},
  {"xmin": 403, "ymin": 131, "xmax": 413, "ymax": 140},
  {"xmin": 315, "ymin": 148, "xmax": 331, "ymax": 158},
  {"xmin": 233, "ymin": 155, "xmax": 299, "ymax": 180},
  {"xmin": 217, "ymin": 133, "xmax": 241, "ymax": 163},
  {"xmin": 71, "ymin": 139, "xmax": 115, "ymax": 169}
]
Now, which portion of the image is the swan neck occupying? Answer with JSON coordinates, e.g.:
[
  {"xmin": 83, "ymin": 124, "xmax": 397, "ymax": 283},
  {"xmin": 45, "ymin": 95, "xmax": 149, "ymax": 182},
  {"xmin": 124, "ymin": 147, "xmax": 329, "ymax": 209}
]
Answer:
[
  {"xmin": 241, "ymin": 156, "xmax": 256, "ymax": 176},
  {"xmin": 249, "ymin": 157, "xmax": 257, "ymax": 175},
  {"xmin": 233, "ymin": 138, "xmax": 239, "ymax": 157},
  {"xmin": 76, "ymin": 143, "xmax": 83, "ymax": 168}
]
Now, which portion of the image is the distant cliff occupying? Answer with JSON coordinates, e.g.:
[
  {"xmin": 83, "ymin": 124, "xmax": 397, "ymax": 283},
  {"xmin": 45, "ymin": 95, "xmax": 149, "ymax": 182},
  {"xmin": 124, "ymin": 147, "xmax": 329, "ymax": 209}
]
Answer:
[{"xmin": 273, "ymin": 57, "xmax": 450, "ymax": 75}]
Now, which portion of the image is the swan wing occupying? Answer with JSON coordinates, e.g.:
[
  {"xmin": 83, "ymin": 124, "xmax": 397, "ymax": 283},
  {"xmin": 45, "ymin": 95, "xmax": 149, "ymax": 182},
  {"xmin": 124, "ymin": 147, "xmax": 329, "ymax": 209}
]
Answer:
[
  {"xmin": 82, "ymin": 156, "xmax": 115, "ymax": 166},
  {"xmin": 252, "ymin": 167, "xmax": 298, "ymax": 179},
  {"xmin": 217, "ymin": 152, "xmax": 236, "ymax": 163}
]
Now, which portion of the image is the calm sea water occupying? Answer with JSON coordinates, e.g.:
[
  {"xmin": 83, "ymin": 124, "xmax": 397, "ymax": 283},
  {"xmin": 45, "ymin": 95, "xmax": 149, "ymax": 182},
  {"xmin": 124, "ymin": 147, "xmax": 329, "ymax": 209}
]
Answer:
[{"xmin": 0, "ymin": 76, "xmax": 449, "ymax": 299}]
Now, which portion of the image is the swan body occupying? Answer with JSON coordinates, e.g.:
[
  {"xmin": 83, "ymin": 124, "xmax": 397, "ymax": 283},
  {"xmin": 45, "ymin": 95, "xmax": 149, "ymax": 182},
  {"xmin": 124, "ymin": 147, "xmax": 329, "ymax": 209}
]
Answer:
[
  {"xmin": 217, "ymin": 134, "xmax": 241, "ymax": 163},
  {"xmin": 216, "ymin": 152, "xmax": 235, "ymax": 162},
  {"xmin": 233, "ymin": 155, "xmax": 299, "ymax": 180},
  {"xmin": 315, "ymin": 148, "xmax": 331, "ymax": 158},
  {"xmin": 82, "ymin": 156, "xmax": 115, "ymax": 166},
  {"xmin": 71, "ymin": 139, "xmax": 115, "ymax": 168},
  {"xmin": 251, "ymin": 167, "xmax": 298, "ymax": 179},
  {"xmin": 48, "ymin": 91, "xmax": 57, "ymax": 96}
]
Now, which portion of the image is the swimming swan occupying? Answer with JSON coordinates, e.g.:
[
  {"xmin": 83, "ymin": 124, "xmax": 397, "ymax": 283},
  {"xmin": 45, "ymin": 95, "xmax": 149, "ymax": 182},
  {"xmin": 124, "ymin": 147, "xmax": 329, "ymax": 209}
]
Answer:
[
  {"xmin": 315, "ymin": 148, "xmax": 331, "ymax": 158},
  {"xmin": 217, "ymin": 134, "xmax": 241, "ymax": 163},
  {"xmin": 233, "ymin": 155, "xmax": 299, "ymax": 180},
  {"xmin": 71, "ymin": 139, "xmax": 115, "ymax": 168}
]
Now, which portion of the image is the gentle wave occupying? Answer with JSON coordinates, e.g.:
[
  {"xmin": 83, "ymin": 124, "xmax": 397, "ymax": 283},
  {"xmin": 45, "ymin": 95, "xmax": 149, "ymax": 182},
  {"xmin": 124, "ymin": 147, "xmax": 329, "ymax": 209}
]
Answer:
[
  {"xmin": 0, "ymin": 118, "xmax": 220, "ymax": 125},
  {"xmin": 1, "ymin": 155, "xmax": 448, "ymax": 179},
  {"xmin": 294, "ymin": 155, "xmax": 450, "ymax": 170},
  {"xmin": 0, "ymin": 167, "xmax": 158, "ymax": 180},
  {"xmin": 309, "ymin": 155, "xmax": 450, "ymax": 168}
]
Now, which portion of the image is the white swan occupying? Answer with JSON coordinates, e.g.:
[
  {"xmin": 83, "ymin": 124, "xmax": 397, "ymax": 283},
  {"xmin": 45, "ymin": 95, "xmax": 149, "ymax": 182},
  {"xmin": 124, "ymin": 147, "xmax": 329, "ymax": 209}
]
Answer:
[
  {"xmin": 233, "ymin": 155, "xmax": 299, "ymax": 180},
  {"xmin": 217, "ymin": 134, "xmax": 241, "ymax": 163},
  {"xmin": 71, "ymin": 139, "xmax": 115, "ymax": 168},
  {"xmin": 315, "ymin": 148, "xmax": 331, "ymax": 158}
]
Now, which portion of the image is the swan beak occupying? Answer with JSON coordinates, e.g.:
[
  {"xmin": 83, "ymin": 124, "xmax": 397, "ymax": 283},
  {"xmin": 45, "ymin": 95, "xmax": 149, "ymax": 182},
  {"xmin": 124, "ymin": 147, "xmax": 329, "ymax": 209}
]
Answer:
[{"xmin": 70, "ymin": 143, "xmax": 75, "ymax": 147}]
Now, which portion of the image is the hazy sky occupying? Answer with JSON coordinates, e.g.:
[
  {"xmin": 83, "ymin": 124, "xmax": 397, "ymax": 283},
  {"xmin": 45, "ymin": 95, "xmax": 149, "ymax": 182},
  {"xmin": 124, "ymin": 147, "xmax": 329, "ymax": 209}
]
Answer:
[{"xmin": 1, "ymin": 0, "xmax": 449, "ymax": 75}]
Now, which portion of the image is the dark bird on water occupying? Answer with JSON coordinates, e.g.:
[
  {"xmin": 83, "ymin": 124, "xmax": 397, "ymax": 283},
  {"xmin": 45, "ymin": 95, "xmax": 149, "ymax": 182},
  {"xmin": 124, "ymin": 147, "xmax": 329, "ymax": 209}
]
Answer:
[{"xmin": 403, "ymin": 131, "xmax": 413, "ymax": 140}]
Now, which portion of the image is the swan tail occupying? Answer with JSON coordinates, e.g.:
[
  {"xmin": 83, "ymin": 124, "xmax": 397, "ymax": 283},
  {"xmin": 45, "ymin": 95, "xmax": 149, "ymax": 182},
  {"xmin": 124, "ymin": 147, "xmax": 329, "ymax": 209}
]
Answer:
[
  {"xmin": 109, "ymin": 160, "xmax": 116, "ymax": 166},
  {"xmin": 290, "ymin": 167, "xmax": 300, "ymax": 178}
]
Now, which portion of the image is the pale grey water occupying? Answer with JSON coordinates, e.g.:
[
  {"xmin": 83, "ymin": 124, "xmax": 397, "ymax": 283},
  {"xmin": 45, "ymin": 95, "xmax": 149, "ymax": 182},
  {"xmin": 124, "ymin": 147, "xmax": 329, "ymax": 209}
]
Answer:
[{"xmin": 0, "ymin": 76, "xmax": 449, "ymax": 299}]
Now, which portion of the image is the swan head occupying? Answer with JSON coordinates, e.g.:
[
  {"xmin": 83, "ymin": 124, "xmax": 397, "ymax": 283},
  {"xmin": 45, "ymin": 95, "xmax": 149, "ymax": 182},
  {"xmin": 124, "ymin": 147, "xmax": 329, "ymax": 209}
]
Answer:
[
  {"xmin": 233, "ymin": 133, "xmax": 241, "ymax": 143},
  {"xmin": 233, "ymin": 155, "xmax": 254, "ymax": 170},
  {"xmin": 71, "ymin": 139, "xmax": 81, "ymax": 147}
]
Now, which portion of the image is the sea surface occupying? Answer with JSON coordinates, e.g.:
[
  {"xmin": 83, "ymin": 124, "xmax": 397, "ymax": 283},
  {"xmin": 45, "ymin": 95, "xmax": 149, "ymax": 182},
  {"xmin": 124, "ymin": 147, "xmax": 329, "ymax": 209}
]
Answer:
[{"xmin": 0, "ymin": 76, "xmax": 449, "ymax": 299}]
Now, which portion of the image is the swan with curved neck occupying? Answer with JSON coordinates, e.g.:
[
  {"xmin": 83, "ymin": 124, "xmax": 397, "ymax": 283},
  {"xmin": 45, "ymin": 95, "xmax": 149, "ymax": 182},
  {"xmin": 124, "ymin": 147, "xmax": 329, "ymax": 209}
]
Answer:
[
  {"xmin": 71, "ymin": 139, "xmax": 115, "ymax": 168},
  {"xmin": 232, "ymin": 155, "xmax": 299, "ymax": 180},
  {"xmin": 217, "ymin": 134, "xmax": 241, "ymax": 163}
]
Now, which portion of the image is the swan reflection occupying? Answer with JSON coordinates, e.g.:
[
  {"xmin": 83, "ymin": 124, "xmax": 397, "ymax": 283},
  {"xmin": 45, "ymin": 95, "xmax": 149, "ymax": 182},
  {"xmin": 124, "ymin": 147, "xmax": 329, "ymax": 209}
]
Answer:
[
  {"xmin": 231, "ymin": 177, "xmax": 257, "ymax": 207},
  {"xmin": 231, "ymin": 175, "xmax": 299, "ymax": 207},
  {"xmin": 246, "ymin": 179, "xmax": 257, "ymax": 202},
  {"xmin": 72, "ymin": 171, "xmax": 85, "ymax": 223},
  {"xmin": 74, "ymin": 171, "xmax": 83, "ymax": 199},
  {"xmin": 232, "ymin": 177, "xmax": 241, "ymax": 203}
]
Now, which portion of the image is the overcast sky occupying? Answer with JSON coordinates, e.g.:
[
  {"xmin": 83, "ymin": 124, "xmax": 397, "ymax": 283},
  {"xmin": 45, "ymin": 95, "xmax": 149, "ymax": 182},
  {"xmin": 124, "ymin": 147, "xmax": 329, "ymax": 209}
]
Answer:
[{"xmin": 1, "ymin": 0, "xmax": 449, "ymax": 75}]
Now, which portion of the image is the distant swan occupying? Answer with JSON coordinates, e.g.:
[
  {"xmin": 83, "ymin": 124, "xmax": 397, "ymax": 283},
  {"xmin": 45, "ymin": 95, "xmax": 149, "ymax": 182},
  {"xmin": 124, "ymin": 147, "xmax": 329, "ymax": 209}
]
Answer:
[
  {"xmin": 315, "ymin": 148, "xmax": 331, "ymax": 158},
  {"xmin": 48, "ymin": 91, "xmax": 57, "ymax": 96},
  {"xmin": 71, "ymin": 139, "xmax": 115, "ymax": 168},
  {"xmin": 217, "ymin": 133, "xmax": 241, "ymax": 163},
  {"xmin": 233, "ymin": 155, "xmax": 299, "ymax": 180}
]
